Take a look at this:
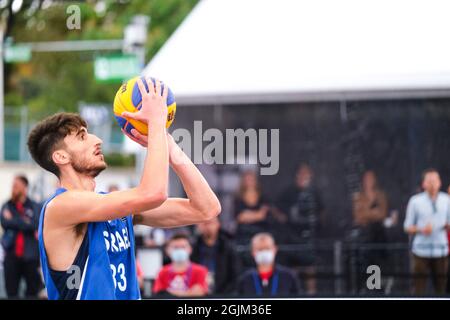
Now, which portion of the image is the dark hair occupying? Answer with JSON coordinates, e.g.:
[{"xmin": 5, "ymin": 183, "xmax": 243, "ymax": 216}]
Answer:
[
  {"xmin": 27, "ymin": 113, "xmax": 87, "ymax": 177},
  {"xmin": 237, "ymin": 170, "xmax": 261, "ymax": 200},
  {"xmin": 167, "ymin": 233, "xmax": 191, "ymax": 245},
  {"xmin": 15, "ymin": 175, "xmax": 28, "ymax": 187},
  {"xmin": 422, "ymin": 168, "xmax": 439, "ymax": 183}
]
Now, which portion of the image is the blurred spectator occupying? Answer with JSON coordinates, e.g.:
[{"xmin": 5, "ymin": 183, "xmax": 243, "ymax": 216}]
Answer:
[
  {"xmin": 108, "ymin": 184, "xmax": 120, "ymax": 192},
  {"xmin": 352, "ymin": 170, "xmax": 389, "ymax": 290},
  {"xmin": 233, "ymin": 171, "xmax": 270, "ymax": 244},
  {"xmin": 404, "ymin": 168, "xmax": 450, "ymax": 295},
  {"xmin": 153, "ymin": 233, "xmax": 208, "ymax": 297},
  {"xmin": 353, "ymin": 171, "xmax": 389, "ymax": 228},
  {"xmin": 0, "ymin": 175, "xmax": 42, "ymax": 298},
  {"xmin": 236, "ymin": 233, "xmax": 300, "ymax": 297},
  {"xmin": 144, "ymin": 226, "xmax": 193, "ymax": 266},
  {"xmin": 191, "ymin": 217, "xmax": 240, "ymax": 295},
  {"xmin": 274, "ymin": 163, "xmax": 324, "ymax": 295}
]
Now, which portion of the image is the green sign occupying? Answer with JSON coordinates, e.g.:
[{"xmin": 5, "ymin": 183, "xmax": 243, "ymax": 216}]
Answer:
[
  {"xmin": 94, "ymin": 54, "xmax": 140, "ymax": 82},
  {"xmin": 4, "ymin": 45, "xmax": 32, "ymax": 63}
]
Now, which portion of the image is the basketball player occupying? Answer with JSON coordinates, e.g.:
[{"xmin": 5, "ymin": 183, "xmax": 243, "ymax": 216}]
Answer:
[{"xmin": 26, "ymin": 78, "xmax": 221, "ymax": 299}]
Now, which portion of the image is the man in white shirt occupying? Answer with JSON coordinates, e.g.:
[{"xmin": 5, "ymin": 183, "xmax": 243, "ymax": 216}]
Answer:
[{"xmin": 404, "ymin": 168, "xmax": 450, "ymax": 295}]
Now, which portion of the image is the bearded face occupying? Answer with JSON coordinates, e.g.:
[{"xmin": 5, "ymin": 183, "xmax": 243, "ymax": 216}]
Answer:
[
  {"xmin": 69, "ymin": 149, "xmax": 107, "ymax": 178},
  {"xmin": 58, "ymin": 127, "xmax": 107, "ymax": 178},
  {"xmin": 11, "ymin": 178, "xmax": 27, "ymax": 202}
]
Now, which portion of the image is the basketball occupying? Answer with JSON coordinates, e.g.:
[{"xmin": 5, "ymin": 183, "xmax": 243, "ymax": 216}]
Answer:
[{"xmin": 113, "ymin": 76, "xmax": 176, "ymax": 136}]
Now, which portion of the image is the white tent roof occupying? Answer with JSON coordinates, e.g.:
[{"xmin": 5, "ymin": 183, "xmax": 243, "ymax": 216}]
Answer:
[{"xmin": 144, "ymin": 0, "xmax": 450, "ymax": 105}]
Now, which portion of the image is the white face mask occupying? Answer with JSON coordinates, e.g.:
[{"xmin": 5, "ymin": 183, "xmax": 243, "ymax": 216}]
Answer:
[
  {"xmin": 254, "ymin": 250, "xmax": 275, "ymax": 265},
  {"xmin": 170, "ymin": 248, "xmax": 189, "ymax": 263}
]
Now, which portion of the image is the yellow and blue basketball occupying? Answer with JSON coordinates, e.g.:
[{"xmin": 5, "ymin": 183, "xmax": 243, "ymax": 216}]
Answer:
[{"xmin": 113, "ymin": 76, "xmax": 176, "ymax": 136}]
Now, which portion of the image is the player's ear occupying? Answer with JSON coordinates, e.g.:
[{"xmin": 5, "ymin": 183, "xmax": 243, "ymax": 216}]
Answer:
[{"xmin": 52, "ymin": 149, "xmax": 70, "ymax": 166}]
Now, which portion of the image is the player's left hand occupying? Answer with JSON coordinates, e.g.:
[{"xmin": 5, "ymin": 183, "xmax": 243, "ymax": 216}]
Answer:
[
  {"xmin": 122, "ymin": 128, "xmax": 148, "ymax": 147},
  {"xmin": 125, "ymin": 130, "xmax": 187, "ymax": 165},
  {"xmin": 125, "ymin": 130, "xmax": 177, "ymax": 151}
]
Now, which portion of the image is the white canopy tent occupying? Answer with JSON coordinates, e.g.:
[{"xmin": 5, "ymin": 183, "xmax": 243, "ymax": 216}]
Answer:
[{"xmin": 143, "ymin": 0, "xmax": 450, "ymax": 105}]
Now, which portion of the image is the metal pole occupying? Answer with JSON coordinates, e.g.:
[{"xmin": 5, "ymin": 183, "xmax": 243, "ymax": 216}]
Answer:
[
  {"xmin": 19, "ymin": 106, "xmax": 27, "ymax": 161},
  {"xmin": 135, "ymin": 45, "xmax": 146, "ymax": 185}
]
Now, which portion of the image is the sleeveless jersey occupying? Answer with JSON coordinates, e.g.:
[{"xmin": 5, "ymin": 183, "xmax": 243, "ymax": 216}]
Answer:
[{"xmin": 38, "ymin": 188, "xmax": 141, "ymax": 300}]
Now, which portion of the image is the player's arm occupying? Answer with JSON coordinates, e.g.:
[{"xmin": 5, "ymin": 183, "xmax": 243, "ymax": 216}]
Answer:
[
  {"xmin": 132, "ymin": 133, "xmax": 221, "ymax": 228},
  {"xmin": 47, "ymin": 79, "xmax": 170, "ymax": 225}
]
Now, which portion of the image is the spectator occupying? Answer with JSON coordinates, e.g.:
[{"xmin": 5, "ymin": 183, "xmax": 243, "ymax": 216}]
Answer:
[
  {"xmin": 404, "ymin": 168, "xmax": 450, "ymax": 295},
  {"xmin": 353, "ymin": 171, "xmax": 389, "ymax": 229},
  {"xmin": 153, "ymin": 233, "xmax": 208, "ymax": 297},
  {"xmin": 107, "ymin": 184, "xmax": 119, "ymax": 192},
  {"xmin": 234, "ymin": 170, "xmax": 270, "ymax": 245},
  {"xmin": 236, "ymin": 233, "xmax": 300, "ymax": 297},
  {"xmin": 0, "ymin": 175, "xmax": 42, "ymax": 298},
  {"xmin": 352, "ymin": 170, "xmax": 389, "ymax": 291},
  {"xmin": 274, "ymin": 163, "xmax": 324, "ymax": 295},
  {"xmin": 145, "ymin": 227, "xmax": 194, "ymax": 266},
  {"xmin": 191, "ymin": 217, "xmax": 240, "ymax": 295}
]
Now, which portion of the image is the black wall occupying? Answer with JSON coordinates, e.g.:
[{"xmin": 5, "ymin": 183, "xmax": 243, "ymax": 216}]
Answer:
[{"xmin": 171, "ymin": 98, "xmax": 450, "ymax": 241}]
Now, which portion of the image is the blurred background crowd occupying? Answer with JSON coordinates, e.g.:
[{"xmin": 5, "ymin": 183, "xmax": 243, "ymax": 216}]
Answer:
[{"xmin": 1, "ymin": 166, "xmax": 449, "ymax": 298}]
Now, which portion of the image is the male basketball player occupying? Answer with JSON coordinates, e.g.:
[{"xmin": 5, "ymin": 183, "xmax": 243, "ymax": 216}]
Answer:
[{"xmin": 27, "ymin": 78, "xmax": 221, "ymax": 299}]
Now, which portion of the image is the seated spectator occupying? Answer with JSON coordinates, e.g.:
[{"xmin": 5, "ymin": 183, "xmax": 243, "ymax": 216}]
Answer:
[
  {"xmin": 234, "ymin": 170, "xmax": 270, "ymax": 245},
  {"xmin": 191, "ymin": 217, "xmax": 240, "ymax": 295},
  {"xmin": 353, "ymin": 170, "xmax": 389, "ymax": 230},
  {"xmin": 153, "ymin": 233, "xmax": 208, "ymax": 297},
  {"xmin": 1, "ymin": 175, "xmax": 43, "ymax": 298},
  {"xmin": 273, "ymin": 163, "xmax": 323, "ymax": 295},
  {"xmin": 144, "ymin": 227, "xmax": 193, "ymax": 266},
  {"xmin": 236, "ymin": 233, "xmax": 300, "ymax": 297}
]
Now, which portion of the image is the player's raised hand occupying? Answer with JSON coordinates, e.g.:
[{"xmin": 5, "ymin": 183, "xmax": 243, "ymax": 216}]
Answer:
[
  {"xmin": 122, "ymin": 128, "xmax": 148, "ymax": 147},
  {"xmin": 121, "ymin": 77, "xmax": 168, "ymax": 128}
]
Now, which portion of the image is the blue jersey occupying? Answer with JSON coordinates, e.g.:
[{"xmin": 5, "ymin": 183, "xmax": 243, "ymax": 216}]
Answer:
[{"xmin": 38, "ymin": 188, "xmax": 141, "ymax": 300}]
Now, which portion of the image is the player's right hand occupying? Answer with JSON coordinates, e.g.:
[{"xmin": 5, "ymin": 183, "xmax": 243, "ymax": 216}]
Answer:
[{"xmin": 121, "ymin": 77, "xmax": 168, "ymax": 128}]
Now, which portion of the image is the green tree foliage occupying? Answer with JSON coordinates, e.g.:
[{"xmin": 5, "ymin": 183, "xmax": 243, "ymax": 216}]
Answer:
[{"xmin": 3, "ymin": 0, "xmax": 198, "ymax": 117}]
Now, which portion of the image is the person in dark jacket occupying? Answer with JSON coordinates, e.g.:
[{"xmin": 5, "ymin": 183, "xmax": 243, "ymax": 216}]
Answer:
[
  {"xmin": 1, "ymin": 175, "xmax": 42, "ymax": 298},
  {"xmin": 191, "ymin": 217, "xmax": 240, "ymax": 295},
  {"xmin": 273, "ymin": 163, "xmax": 324, "ymax": 294},
  {"xmin": 236, "ymin": 232, "xmax": 300, "ymax": 297}
]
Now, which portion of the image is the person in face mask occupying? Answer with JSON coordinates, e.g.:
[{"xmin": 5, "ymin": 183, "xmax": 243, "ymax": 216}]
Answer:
[
  {"xmin": 236, "ymin": 233, "xmax": 300, "ymax": 297},
  {"xmin": 153, "ymin": 233, "xmax": 209, "ymax": 297}
]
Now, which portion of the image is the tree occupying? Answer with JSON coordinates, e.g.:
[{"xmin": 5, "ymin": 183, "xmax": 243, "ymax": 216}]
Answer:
[{"xmin": 1, "ymin": 0, "xmax": 198, "ymax": 117}]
